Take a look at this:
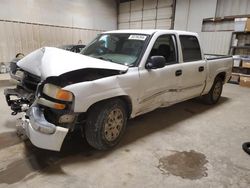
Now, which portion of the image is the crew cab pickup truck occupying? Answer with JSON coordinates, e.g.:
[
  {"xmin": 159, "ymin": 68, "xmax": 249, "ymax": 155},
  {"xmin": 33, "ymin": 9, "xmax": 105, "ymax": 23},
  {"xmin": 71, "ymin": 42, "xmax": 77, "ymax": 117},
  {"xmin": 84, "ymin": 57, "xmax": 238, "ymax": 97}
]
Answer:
[{"xmin": 4, "ymin": 30, "xmax": 233, "ymax": 151}]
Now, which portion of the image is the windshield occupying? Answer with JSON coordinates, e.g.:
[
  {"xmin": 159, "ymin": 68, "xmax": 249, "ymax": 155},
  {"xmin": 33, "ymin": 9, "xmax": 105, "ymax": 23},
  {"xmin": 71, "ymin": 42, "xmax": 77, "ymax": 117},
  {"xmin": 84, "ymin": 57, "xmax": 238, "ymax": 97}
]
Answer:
[{"xmin": 81, "ymin": 33, "xmax": 149, "ymax": 66}]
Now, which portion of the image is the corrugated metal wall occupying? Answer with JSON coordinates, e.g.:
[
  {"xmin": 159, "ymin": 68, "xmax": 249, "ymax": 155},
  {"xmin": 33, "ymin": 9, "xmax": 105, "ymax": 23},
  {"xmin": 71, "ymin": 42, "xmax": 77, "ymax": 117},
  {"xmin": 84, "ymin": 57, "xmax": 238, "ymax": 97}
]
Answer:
[
  {"xmin": 0, "ymin": 20, "xmax": 102, "ymax": 63},
  {"xmin": 0, "ymin": 0, "xmax": 117, "ymax": 63},
  {"xmin": 216, "ymin": 0, "xmax": 250, "ymax": 17},
  {"xmin": 174, "ymin": 0, "xmax": 217, "ymax": 31},
  {"xmin": 118, "ymin": 0, "xmax": 174, "ymax": 29},
  {"xmin": 202, "ymin": 20, "xmax": 234, "ymax": 32},
  {"xmin": 199, "ymin": 32, "xmax": 232, "ymax": 55},
  {"xmin": 174, "ymin": 0, "xmax": 240, "ymax": 55}
]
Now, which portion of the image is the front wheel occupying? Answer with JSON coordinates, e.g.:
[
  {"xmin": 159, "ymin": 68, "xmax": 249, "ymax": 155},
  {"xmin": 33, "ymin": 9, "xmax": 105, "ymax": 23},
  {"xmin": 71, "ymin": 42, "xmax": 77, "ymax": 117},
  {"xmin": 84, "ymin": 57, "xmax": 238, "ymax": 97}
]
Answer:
[
  {"xmin": 85, "ymin": 99, "xmax": 127, "ymax": 150},
  {"xmin": 202, "ymin": 77, "xmax": 223, "ymax": 104}
]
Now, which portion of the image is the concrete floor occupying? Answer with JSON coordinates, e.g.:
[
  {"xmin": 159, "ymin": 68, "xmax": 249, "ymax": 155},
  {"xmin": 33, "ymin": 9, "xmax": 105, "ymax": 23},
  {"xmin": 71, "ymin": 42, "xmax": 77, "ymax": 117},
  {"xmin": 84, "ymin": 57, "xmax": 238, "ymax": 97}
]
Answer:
[{"xmin": 0, "ymin": 81, "xmax": 249, "ymax": 188}]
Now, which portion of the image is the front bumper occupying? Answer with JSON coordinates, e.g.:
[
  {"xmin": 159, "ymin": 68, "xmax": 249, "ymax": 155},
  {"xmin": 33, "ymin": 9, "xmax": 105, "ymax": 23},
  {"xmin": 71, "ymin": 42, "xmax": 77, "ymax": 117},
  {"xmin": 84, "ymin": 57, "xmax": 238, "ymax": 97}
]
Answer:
[
  {"xmin": 17, "ymin": 106, "xmax": 69, "ymax": 151},
  {"xmin": 4, "ymin": 87, "xmax": 34, "ymax": 115}
]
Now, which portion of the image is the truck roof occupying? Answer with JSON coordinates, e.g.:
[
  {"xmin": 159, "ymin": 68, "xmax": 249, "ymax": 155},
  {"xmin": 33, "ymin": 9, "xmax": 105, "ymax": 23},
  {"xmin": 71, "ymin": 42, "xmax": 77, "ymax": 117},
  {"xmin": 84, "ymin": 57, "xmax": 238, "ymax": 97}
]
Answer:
[{"xmin": 103, "ymin": 29, "xmax": 197, "ymax": 36}]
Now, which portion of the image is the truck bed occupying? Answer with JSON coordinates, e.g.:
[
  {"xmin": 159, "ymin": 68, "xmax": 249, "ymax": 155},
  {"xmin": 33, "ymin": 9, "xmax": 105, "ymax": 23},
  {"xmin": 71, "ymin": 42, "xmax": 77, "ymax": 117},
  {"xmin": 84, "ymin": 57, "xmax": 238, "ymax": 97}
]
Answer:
[{"xmin": 205, "ymin": 54, "xmax": 232, "ymax": 60}]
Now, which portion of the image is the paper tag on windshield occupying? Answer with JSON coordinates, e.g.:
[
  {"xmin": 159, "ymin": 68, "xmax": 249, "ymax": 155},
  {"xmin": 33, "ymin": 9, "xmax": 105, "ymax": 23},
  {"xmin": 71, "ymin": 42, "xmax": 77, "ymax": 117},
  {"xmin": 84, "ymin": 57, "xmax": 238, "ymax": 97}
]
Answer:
[{"xmin": 128, "ymin": 35, "xmax": 147, "ymax": 41}]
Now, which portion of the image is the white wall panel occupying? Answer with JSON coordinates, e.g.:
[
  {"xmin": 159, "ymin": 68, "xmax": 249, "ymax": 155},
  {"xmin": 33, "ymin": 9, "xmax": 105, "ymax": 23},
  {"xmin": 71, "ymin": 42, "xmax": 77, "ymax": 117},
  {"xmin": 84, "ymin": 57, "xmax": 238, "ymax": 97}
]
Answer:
[
  {"xmin": 26, "ymin": 24, "xmax": 35, "ymax": 52},
  {"xmin": 118, "ymin": 22, "xmax": 130, "ymax": 29},
  {"xmin": 157, "ymin": 7, "xmax": 172, "ymax": 19},
  {"xmin": 0, "ymin": 0, "xmax": 117, "ymax": 30},
  {"xmin": 142, "ymin": 20, "xmax": 155, "ymax": 29},
  {"xmin": 158, "ymin": 0, "xmax": 173, "ymax": 7},
  {"xmin": 130, "ymin": 21, "xmax": 142, "ymax": 29},
  {"xmin": 216, "ymin": 0, "xmax": 250, "ymax": 17},
  {"xmin": 13, "ymin": 23, "xmax": 23, "ymax": 54},
  {"xmin": 174, "ymin": 0, "xmax": 189, "ymax": 30},
  {"xmin": 131, "ymin": 0, "xmax": 143, "ymax": 11},
  {"xmin": 174, "ymin": 0, "xmax": 233, "ymax": 55},
  {"xmin": 0, "ymin": 21, "xmax": 103, "ymax": 62},
  {"xmin": 119, "ymin": 2, "xmax": 130, "ymax": 13},
  {"xmin": 2, "ymin": 22, "xmax": 11, "ymax": 61},
  {"xmin": 143, "ymin": 9, "xmax": 157, "ymax": 21},
  {"xmin": 174, "ymin": 0, "xmax": 217, "ymax": 31},
  {"xmin": 130, "ymin": 11, "xmax": 143, "ymax": 22},
  {"xmin": 199, "ymin": 32, "xmax": 232, "ymax": 55},
  {"xmin": 118, "ymin": 0, "xmax": 174, "ymax": 30},
  {"xmin": 143, "ymin": 0, "xmax": 157, "ymax": 10},
  {"xmin": 0, "ymin": 22, "xmax": 6, "ymax": 62},
  {"xmin": 0, "ymin": 0, "xmax": 116, "ymax": 63},
  {"xmin": 119, "ymin": 13, "xmax": 130, "ymax": 23},
  {"xmin": 156, "ymin": 19, "xmax": 172, "ymax": 29}
]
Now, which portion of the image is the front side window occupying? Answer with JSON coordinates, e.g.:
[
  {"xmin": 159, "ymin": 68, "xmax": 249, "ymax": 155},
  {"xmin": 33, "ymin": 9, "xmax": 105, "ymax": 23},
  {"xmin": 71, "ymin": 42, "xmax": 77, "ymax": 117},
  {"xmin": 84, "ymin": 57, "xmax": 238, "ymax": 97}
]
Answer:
[
  {"xmin": 149, "ymin": 35, "xmax": 177, "ymax": 65},
  {"xmin": 179, "ymin": 35, "xmax": 202, "ymax": 62},
  {"xmin": 82, "ymin": 33, "xmax": 149, "ymax": 66}
]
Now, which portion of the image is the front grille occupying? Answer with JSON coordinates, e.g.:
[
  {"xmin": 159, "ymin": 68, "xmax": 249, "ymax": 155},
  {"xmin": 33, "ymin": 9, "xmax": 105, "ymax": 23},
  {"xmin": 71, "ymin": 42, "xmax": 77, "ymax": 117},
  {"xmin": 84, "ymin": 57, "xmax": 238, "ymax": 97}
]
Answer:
[{"xmin": 22, "ymin": 72, "xmax": 41, "ymax": 91}]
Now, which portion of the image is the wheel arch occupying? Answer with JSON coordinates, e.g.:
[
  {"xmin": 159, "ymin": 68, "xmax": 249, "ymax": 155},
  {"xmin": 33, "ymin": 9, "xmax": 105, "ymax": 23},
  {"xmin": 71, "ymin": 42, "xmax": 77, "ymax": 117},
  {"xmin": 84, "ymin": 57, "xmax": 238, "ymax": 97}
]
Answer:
[
  {"xmin": 86, "ymin": 95, "xmax": 133, "ymax": 119},
  {"xmin": 216, "ymin": 72, "xmax": 226, "ymax": 83},
  {"xmin": 202, "ymin": 71, "xmax": 226, "ymax": 96}
]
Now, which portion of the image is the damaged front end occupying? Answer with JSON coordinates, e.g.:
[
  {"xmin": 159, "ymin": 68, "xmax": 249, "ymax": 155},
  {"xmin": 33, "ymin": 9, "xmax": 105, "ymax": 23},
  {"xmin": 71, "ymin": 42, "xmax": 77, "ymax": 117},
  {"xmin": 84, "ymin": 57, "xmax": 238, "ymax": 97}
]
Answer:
[
  {"xmin": 4, "ymin": 66, "xmax": 125, "ymax": 151},
  {"xmin": 5, "ymin": 66, "xmax": 40, "ymax": 115},
  {"xmin": 4, "ymin": 47, "xmax": 129, "ymax": 151},
  {"xmin": 4, "ymin": 66, "xmax": 71, "ymax": 151}
]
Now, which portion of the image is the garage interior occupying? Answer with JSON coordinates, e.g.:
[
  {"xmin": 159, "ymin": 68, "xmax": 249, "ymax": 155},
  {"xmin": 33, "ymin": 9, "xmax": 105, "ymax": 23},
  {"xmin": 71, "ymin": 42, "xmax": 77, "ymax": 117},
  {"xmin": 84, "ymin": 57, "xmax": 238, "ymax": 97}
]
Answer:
[{"xmin": 0, "ymin": 0, "xmax": 250, "ymax": 187}]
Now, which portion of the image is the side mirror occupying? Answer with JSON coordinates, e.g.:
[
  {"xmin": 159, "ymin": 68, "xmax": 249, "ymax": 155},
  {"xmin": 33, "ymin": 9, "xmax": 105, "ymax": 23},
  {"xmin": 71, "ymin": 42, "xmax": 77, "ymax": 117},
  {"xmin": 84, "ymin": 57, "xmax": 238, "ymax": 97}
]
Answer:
[{"xmin": 145, "ymin": 56, "xmax": 166, "ymax": 69}]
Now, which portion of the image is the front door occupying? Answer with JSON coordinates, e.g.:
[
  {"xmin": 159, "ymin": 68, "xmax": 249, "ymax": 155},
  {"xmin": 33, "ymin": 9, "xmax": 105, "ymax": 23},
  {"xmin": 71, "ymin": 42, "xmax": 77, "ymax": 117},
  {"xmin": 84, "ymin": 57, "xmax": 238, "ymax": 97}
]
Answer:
[{"xmin": 137, "ymin": 34, "xmax": 181, "ymax": 115}]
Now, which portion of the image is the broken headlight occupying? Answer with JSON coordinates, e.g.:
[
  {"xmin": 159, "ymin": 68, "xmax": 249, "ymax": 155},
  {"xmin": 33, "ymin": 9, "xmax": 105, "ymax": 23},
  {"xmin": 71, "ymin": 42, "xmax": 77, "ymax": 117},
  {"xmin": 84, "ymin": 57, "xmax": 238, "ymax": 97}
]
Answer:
[
  {"xmin": 10, "ymin": 69, "xmax": 25, "ymax": 82},
  {"xmin": 37, "ymin": 83, "xmax": 73, "ymax": 110}
]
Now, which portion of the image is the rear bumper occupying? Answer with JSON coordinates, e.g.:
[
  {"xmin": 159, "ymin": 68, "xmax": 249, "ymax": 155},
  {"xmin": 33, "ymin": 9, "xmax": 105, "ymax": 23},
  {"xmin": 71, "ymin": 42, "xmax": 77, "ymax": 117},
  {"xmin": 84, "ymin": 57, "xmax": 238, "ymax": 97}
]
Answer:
[{"xmin": 18, "ymin": 106, "xmax": 68, "ymax": 151}]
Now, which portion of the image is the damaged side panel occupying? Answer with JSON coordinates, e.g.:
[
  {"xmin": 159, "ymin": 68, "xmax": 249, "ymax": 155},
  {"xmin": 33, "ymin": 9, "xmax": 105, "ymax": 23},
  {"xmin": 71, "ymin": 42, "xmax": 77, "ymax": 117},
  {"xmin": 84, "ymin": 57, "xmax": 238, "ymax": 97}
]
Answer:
[{"xmin": 64, "ymin": 67, "xmax": 140, "ymax": 117}]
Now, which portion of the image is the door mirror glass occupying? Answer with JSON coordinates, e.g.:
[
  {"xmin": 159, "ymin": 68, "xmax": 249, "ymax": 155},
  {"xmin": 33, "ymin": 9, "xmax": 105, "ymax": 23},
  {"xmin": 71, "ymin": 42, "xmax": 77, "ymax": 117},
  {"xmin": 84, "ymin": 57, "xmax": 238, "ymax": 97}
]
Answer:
[{"xmin": 145, "ymin": 56, "xmax": 166, "ymax": 69}]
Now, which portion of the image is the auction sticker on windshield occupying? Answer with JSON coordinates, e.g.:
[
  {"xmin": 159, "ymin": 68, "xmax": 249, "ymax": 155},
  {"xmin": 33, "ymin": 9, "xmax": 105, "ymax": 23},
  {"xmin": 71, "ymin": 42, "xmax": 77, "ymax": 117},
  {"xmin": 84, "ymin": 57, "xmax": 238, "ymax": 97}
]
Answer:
[{"xmin": 128, "ymin": 35, "xmax": 147, "ymax": 41}]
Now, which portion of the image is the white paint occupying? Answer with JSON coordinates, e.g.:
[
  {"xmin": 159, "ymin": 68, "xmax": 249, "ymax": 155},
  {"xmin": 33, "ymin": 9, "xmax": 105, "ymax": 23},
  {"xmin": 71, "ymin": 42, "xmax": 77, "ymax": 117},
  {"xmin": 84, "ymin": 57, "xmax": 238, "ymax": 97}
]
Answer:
[
  {"xmin": 27, "ymin": 119, "xmax": 68, "ymax": 151},
  {"xmin": 105, "ymin": 29, "xmax": 198, "ymax": 36},
  {"xmin": 13, "ymin": 30, "xmax": 233, "ymax": 151},
  {"xmin": 17, "ymin": 47, "xmax": 128, "ymax": 80},
  {"xmin": 65, "ymin": 30, "xmax": 232, "ymax": 115},
  {"xmin": 17, "ymin": 115, "xmax": 68, "ymax": 151}
]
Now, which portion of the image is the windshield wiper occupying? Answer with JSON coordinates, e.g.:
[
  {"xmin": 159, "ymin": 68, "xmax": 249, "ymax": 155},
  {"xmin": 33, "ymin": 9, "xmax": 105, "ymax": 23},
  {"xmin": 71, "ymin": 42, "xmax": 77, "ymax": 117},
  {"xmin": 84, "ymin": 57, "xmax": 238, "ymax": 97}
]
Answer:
[{"xmin": 97, "ymin": 57, "xmax": 114, "ymax": 62}]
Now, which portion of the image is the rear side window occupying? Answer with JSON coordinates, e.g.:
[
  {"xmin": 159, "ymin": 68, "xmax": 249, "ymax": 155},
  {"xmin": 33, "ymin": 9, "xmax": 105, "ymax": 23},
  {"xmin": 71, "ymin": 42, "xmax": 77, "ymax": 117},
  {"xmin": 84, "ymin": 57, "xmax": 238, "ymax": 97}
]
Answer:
[{"xmin": 179, "ymin": 35, "xmax": 202, "ymax": 62}]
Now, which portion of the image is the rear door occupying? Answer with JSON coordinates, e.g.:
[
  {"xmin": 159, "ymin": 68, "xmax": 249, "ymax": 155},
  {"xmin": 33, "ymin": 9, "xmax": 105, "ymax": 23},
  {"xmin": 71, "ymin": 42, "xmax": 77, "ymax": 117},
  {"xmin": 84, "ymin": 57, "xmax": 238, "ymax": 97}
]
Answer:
[{"xmin": 178, "ymin": 35, "xmax": 207, "ymax": 100}]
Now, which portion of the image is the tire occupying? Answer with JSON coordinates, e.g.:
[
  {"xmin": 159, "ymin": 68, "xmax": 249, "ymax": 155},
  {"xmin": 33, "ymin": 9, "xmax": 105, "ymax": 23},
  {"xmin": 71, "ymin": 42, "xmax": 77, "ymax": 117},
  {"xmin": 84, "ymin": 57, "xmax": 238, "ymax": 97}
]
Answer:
[
  {"xmin": 242, "ymin": 142, "xmax": 250, "ymax": 155},
  {"xmin": 85, "ymin": 99, "xmax": 127, "ymax": 150},
  {"xmin": 202, "ymin": 77, "xmax": 223, "ymax": 105}
]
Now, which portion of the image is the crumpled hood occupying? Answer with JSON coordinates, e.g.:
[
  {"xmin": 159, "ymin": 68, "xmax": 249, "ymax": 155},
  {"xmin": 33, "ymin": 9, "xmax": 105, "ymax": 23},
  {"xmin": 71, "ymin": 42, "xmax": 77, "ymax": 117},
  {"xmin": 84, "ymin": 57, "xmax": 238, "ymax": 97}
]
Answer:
[{"xmin": 17, "ymin": 47, "xmax": 128, "ymax": 80}]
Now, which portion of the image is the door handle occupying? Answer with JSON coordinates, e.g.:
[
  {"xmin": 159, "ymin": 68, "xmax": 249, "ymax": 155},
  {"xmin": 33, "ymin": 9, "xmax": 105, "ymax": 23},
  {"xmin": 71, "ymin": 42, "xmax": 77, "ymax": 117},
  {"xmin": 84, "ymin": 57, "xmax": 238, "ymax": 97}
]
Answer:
[
  {"xmin": 175, "ymin": 69, "xmax": 182, "ymax": 76},
  {"xmin": 199, "ymin": 66, "xmax": 204, "ymax": 72}
]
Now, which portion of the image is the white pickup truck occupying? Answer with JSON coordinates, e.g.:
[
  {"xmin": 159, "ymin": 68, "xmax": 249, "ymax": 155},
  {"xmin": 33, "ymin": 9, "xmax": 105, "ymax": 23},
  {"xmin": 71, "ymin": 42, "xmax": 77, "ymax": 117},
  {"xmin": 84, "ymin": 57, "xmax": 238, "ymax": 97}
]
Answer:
[{"xmin": 4, "ymin": 30, "xmax": 233, "ymax": 151}]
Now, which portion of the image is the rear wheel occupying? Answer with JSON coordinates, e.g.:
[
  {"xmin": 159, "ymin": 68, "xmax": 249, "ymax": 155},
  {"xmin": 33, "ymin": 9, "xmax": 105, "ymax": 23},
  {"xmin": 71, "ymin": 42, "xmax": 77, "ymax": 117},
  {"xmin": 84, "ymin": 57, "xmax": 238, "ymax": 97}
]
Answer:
[
  {"xmin": 85, "ymin": 99, "xmax": 127, "ymax": 150},
  {"xmin": 202, "ymin": 77, "xmax": 223, "ymax": 104}
]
